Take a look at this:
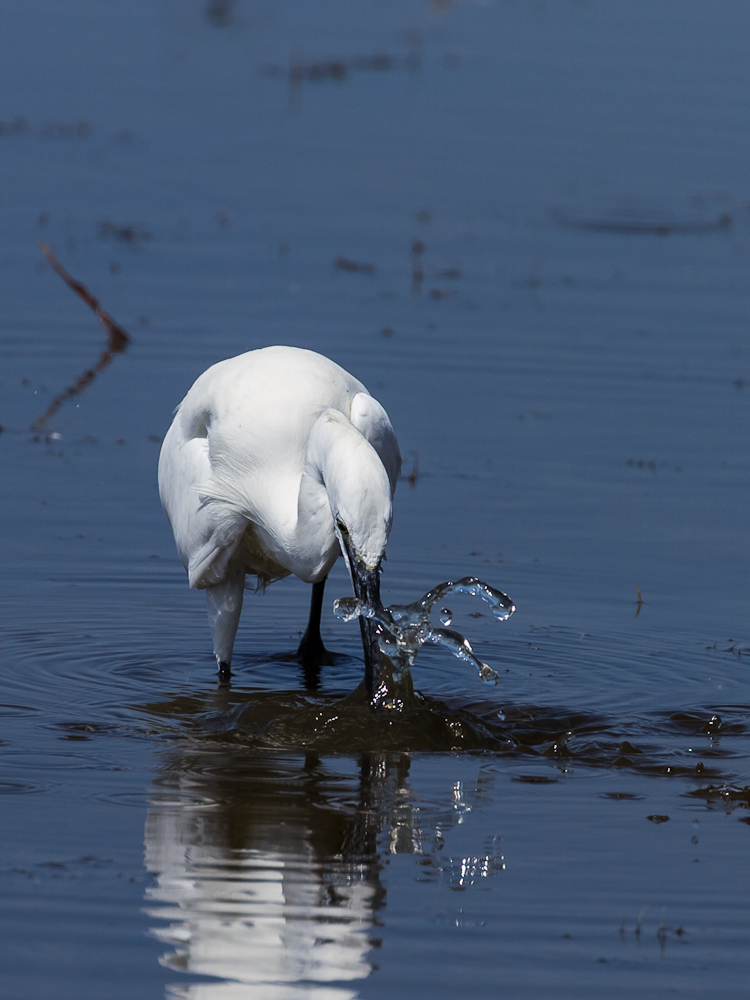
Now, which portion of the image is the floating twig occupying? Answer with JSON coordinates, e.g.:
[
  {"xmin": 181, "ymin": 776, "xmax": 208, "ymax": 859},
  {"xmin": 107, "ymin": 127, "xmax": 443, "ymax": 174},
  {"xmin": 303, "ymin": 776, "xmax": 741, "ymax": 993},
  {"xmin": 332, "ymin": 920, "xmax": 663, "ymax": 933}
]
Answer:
[
  {"xmin": 32, "ymin": 244, "xmax": 131, "ymax": 431},
  {"xmin": 39, "ymin": 242, "xmax": 130, "ymax": 352}
]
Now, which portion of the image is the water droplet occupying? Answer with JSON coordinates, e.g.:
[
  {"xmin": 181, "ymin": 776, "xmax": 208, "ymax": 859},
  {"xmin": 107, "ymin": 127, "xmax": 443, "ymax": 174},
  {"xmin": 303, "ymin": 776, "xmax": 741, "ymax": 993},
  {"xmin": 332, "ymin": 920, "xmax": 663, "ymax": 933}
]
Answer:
[
  {"xmin": 332, "ymin": 596, "xmax": 366, "ymax": 622},
  {"xmin": 477, "ymin": 662, "xmax": 499, "ymax": 685},
  {"xmin": 439, "ymin": 608, "xmax": 452, "ymax": 626},
  {"xmin": 704, "ymin": 714, "xmax": 722, "ymax": 734}
]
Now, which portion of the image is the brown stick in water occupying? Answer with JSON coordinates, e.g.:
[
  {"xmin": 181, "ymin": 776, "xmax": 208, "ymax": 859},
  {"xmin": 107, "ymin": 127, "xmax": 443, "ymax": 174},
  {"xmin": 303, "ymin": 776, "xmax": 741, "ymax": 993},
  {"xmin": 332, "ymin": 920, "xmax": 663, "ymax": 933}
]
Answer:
[
  {"xmin": 33, "ymin": 244, "xmax": 131, "ymax": 431},
  {"xmin": 39, "ymin": 242, "xmax": 130, "ymax": 351}
]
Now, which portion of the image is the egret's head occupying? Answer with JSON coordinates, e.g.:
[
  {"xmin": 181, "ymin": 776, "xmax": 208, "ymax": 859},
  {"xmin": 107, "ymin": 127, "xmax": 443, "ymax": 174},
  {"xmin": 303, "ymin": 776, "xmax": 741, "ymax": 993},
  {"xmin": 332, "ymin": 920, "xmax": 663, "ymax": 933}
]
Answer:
[
  {"xmin": 332, "ymin": 475, "xmax": 392, "ymax": 575},
  {"xmin": 310, "ymin": 409, "xmax": 393, "ymax": 571},
  {"xmin": 329, "ymin": 429, "xmax": 392, "ymax": 613},
  {"xmin": 334, "ymin": 514, "xmax": 385, "ymax": 696},
  {"xmin": 332, "ymin": 474, "xmax": 390, "ymax": 611},
  {"xmin": 310, "ymin": 407, "xmax": 394, "ymax": 695},
  {"xmin": 334, "ymin": 513, "xmax": 382, "ymax": 593}
]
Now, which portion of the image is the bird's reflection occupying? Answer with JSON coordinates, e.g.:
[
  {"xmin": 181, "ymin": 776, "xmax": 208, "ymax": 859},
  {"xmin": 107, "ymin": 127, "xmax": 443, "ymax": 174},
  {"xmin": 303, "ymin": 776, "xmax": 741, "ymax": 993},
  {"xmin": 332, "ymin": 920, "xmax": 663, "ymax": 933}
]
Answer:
[
  {"xmin": 144, "ymin": 749, "xmax": 386, "ymax": 998},
  {"xmin": 143, "ymin": 740, "xmax": 459, "ymax": 998},
  {"xmin": 142, "ymin": 687, "xmax": 507, "ymax": 998}
]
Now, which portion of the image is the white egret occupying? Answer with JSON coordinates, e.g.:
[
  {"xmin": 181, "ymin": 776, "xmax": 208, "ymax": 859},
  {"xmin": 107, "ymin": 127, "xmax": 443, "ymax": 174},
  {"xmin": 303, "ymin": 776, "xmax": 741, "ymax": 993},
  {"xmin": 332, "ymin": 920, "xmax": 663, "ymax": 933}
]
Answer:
[{"xmin": 158, "ymin": 346, "xmax": 401, "ymax": 693}]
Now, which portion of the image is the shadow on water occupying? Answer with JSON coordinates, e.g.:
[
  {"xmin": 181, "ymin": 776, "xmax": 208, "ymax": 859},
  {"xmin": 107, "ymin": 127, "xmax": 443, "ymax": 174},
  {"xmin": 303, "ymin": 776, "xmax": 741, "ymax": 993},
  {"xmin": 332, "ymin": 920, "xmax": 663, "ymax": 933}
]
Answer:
[{"xmin": 142, "ymin": 683, "xmax": 747, "ymax": 781}]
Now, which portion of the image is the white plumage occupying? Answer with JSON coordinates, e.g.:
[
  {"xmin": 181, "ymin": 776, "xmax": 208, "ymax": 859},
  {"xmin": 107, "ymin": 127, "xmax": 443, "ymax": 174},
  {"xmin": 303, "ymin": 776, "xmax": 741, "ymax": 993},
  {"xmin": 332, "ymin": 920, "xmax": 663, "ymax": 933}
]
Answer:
[{"xmin": 158, "ymin": 346, "xmax": 401, "ymax": 685}]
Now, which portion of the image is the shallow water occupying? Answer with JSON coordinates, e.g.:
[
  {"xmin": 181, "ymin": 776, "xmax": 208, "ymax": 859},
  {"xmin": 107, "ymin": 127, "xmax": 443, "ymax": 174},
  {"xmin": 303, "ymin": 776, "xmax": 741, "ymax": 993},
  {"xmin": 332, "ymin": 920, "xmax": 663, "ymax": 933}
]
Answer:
[{"xmin": 2, "ymin": 1, "xmax": 750, "ymax": 997}]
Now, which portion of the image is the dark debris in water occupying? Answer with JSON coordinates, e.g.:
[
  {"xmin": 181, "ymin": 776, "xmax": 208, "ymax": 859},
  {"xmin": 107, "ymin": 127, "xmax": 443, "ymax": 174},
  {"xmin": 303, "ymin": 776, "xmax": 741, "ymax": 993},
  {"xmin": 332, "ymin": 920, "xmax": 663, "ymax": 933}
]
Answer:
[
  {"xmin": 99, "ymin": 221, "xmax": 152, "ymax": 243},
  {"xmin": 334, "ymin": 256, "xmax": 376, "ymax": 274},
  {"xmin": 512, "ymin": 774, "xmax": 558, "ymax": 785},
  {"xmin": 555, "ymin": 209, "xmax": 732, "ymax": 236},
  {"xmin": 262, "ymin": 52, "xmax": 419, "ymax": 86},
  {"xmin": 600, "ymin": 792, "xmax": 645, "ymax": 800}
]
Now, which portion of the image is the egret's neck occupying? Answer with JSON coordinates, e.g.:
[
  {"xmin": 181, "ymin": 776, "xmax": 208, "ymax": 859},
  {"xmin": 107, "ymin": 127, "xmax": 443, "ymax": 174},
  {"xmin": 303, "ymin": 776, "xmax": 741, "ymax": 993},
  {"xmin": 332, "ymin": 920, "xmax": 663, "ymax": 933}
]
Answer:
[{"xmin": 294, "ymin": 409, "xmax": 392, "ymax": 581}]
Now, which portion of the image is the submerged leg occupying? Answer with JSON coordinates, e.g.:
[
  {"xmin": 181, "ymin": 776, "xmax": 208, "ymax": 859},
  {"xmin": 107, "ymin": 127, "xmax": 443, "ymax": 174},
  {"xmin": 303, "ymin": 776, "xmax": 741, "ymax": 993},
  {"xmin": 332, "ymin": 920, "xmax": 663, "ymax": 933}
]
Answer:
[
  {"xmin": 206, "ymin": 573, "xmax": 245, "ymax": 679},
  {"xmin": 297, "ymin": 578, "xmax": 334, "ymax": 679}
]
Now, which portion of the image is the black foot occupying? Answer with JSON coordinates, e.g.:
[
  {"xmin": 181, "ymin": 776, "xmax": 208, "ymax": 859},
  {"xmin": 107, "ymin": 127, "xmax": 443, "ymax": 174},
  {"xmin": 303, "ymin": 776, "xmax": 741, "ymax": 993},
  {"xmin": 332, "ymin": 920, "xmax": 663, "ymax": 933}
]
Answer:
[
  {"xmin": 296, "ymin": 633, "xmax": 335, "ymax": 693},
  {"xmin": 296, "ymin": 632, "xmax": 335, "ymax": 669}
]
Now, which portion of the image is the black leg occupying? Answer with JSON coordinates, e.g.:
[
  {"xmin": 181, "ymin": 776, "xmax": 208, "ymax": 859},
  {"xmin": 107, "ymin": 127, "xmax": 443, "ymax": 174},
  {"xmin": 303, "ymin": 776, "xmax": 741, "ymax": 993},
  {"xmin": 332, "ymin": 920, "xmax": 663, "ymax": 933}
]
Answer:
[{"xmin": 297, "ymin": 578, "xmax": 334, "ymax": 678}]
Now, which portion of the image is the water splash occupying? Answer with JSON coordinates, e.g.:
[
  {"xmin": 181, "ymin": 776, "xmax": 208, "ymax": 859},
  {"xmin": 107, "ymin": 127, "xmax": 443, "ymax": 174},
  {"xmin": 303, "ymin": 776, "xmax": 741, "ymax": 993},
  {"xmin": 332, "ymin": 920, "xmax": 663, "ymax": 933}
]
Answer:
[{"xmin": 334, "ymin": 576, "xmax": 515, "ymax": 696}]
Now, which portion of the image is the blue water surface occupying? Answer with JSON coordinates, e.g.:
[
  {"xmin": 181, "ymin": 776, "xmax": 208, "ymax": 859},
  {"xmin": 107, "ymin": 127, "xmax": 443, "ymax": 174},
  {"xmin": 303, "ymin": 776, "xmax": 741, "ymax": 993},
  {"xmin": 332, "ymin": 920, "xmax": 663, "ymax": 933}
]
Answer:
[{"xmin": 1, "ymin": 2, "xmax": 749, "ymax": 997}]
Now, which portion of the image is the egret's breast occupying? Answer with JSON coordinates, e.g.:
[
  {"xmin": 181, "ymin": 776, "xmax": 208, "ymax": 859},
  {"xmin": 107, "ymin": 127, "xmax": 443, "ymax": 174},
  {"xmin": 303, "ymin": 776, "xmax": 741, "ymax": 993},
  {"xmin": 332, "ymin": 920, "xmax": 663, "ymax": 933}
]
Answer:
[{"xmin": 235, "ymin": 521, "xmax": 292, "ymax": 587}]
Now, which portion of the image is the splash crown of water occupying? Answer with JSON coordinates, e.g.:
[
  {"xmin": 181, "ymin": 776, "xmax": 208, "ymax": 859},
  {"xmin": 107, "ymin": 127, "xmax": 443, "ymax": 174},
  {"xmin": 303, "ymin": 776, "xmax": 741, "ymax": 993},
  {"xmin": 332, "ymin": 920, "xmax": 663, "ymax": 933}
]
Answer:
[{"xmin": 334, "ymin": 576, "xmax": 515, "ymax": 694}]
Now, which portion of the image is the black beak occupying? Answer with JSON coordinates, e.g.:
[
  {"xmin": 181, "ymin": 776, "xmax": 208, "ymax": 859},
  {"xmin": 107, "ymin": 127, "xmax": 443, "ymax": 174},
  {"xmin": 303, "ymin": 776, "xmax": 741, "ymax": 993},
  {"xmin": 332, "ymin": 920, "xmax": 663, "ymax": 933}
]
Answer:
[
  {"xmin": 352, "ymin": 562, "xmax": 383, "ymax": 697},
  {"xmin": 338, "ymin": 530, "xmax": 384, "ymax": 698}
]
